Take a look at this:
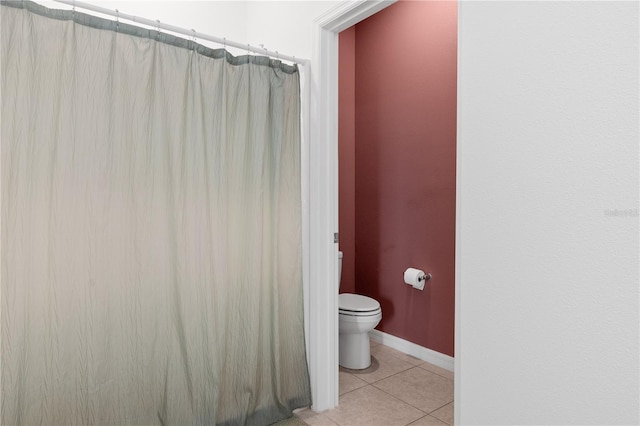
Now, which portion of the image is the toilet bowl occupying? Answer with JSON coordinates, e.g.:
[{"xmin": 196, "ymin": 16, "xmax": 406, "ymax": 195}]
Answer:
[
  {"xmin": 339, "ymin": 293, "xmax": 382, "ymax": 369},
  {"xmin": 338, "ymin": 252, "xmax": 382, "ymax": 370}
]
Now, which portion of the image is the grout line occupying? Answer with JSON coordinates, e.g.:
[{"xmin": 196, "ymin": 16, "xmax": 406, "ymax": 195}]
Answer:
[
  {"xmin": 416, "ymin": 363, "xmax": 455, "ymax": 381},
  {"xmin": 370, "ymin": 381, "xmax": 429, "ymax": 415},
  {"xmin": 348, "ymin": 362, "xmax": 416, "ymax": 385},
  {"xmin": 431, "ymin": 400, "xmax": 454, "ymax": 413},
  {"xmin": 368, "ymin": 366, "xmax": 454, "ymax": 415},
  {"xmin": 374, "ymin": 344, "xmax": 429, "ymax": 367},
  {"xmin": 367, "ymin": 364, "xmax": 422, "ymax": 385},
  {"xmin": 406, "ymin": 414, "xmax": 430, "ymax": 426},
  {"xmin": 430, "ymin": 401, "xmax": 454, "ymax": 425},
  {"xmin": 337, "ymin": 346, "xmax": 453, "ymax": 424},
  {"xmin": 372, "ymin": 341, "xmax": 454, "ymax": 382},
  {"xmin": 372, "ymin": 383, "xmax": 431, "ymax": 415},
  {"xmin": 337, "ymin": 376, "xmax": 368, "ymax": 397}
]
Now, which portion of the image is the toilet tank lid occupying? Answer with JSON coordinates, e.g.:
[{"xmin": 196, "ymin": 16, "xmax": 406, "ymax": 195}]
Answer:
[{"xmin": 339, "ymin": 293, "xmax": 380, "ymax": 312}]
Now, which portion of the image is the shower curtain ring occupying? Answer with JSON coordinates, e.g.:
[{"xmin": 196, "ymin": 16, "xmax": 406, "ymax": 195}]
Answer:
[
  {"xmin": 115, "ymin": 9, "xmax": 119, "ymax": 31},
  {"xmin": 156, "ymin": 19, "xmax": 161, "ymax": 40}
]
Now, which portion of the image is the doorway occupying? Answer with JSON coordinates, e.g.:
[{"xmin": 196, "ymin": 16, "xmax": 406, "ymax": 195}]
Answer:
[
  {"xmin": 337, "ymin": 1, "xmax": 457, "ymax": 359},
  {"xmin": 306, "ymin": 1, "xmax": 460, "ymax": 421}
]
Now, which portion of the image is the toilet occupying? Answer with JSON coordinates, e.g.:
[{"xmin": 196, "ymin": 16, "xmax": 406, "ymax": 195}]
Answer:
[{"xmin": 338, "ymin": 252, "xmax": 382, "ymax": 370}]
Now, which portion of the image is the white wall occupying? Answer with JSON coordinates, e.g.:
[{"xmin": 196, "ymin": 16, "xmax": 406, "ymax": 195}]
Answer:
[
  {"xmin": 456, "ymin": 1, "xmax": 639, "ymax": 424},
  {"xmin": 38, "ymin": 1, "xmax": 249, "ymax": 55},
  {"xmin": 42, "ymin": 0, "xmax": 339, "ymax": 60},
  {"xmin": 245, "ymin": 1, "xmax": 340, "ymax": 60}
]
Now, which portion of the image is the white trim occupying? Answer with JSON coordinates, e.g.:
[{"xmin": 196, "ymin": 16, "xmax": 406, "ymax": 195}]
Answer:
[
  {"xmin": 455, "ymin": 3, "xmax": 464, "ymax": 424},
  {"xmin": 299, "ymin": 61, "xmax": 311, "ymax": 359},
  {"xmin": 314, "ymin": 0, "xmax": 397, "ymax": 33},
  {"xmin": 369, "ymin": 330, "xmax": 455, "ymax": 372},
  {"xmin": 308, "ymin": 0, "xmax": 397, "ymax": 412}
]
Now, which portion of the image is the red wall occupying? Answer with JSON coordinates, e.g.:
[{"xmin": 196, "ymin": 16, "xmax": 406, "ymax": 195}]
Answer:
[
  {"xmin": 338, "ymin": 27, "xmax": 356, "ymax": 294},
  {"xmin": 339, "ymin": 1, "xmax": 457, "ymax": 356}
]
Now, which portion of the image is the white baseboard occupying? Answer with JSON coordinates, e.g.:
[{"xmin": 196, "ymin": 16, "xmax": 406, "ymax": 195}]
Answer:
[{"xmin": 369, "ymin": 329, "xmax": 454, "ymax": 372}]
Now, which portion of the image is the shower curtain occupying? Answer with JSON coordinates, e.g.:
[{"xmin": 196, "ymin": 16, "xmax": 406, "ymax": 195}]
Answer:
[{"xmin": 1, "ymin": 2, "xmax": 310, "ymax": 425}]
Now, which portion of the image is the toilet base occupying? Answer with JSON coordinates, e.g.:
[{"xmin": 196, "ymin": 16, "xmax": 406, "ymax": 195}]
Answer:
[{"xmin": 339, "ymin": 332, "xmax": 372, "ymax": 370}]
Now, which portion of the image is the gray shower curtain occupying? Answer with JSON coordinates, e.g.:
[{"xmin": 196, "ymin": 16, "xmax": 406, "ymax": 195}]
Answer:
[{"xmin": 1, "ymin": 2, "xmax": 310, "ymax": 425}]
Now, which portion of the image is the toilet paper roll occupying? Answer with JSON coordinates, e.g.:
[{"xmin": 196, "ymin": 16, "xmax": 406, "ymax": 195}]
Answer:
[{"xmin": 404, "ymin": 268, "xmax": 426, "ymax": 290}]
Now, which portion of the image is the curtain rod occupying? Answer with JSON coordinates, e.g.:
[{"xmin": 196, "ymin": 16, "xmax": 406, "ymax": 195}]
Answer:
[{"xmin": 53, "ymin": 0, "xmax": 305, "ymax": 64}]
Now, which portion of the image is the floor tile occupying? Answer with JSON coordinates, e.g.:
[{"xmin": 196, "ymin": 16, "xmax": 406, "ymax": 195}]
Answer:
[
  {"xmin": 295, "ymin": 408, "xmax": 340, "ymax": 426},
  {"xmin": 408, "ymin": 415, "xmax": 450, "ymax": 426},
  {"xmin": 272, "ymin": 413, "xmax": 311, "ymax": 425},
  {"xmin": 339, "ymin": 369, "xmax": 368, "ymax": 395},
  {"xmin": 342, "ymin": 346, "xmax": 415, "ymax": 384},
  {"xmin": 417, "ymin": 362, "xmax": 454, "ymax": 380},
  {"xmin": 373, "ymin": 367, "xmax": 453, "ymax": 413},
  {"xmin": 370, "ymin": 339, "xmax": 382, "ymax": 348},
  {"xmin": 372, "ymin": 344, "xmax": 424, "ymax": 366},
  {"xmin": 430, "ymin": 402, "xmax": 454, "ymax": 425},
  {"xmin": 326, "ymin": 385, "xmax": 424, "ymax": 426}
]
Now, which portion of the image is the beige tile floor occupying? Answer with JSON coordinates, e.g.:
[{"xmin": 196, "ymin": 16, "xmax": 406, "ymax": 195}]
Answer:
[{"xmin": 296, "ymin": 341, "xmax": 454, "ymax": 426}]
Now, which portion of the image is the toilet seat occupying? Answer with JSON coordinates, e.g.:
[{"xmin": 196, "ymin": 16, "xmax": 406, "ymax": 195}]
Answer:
[
  {"xmin": 339, "ymin": 293, "xmax": 381, "ymax": 316},
  {"xmin": 338, "ymin": 290, "xmax": 382, "ymax": 369}
]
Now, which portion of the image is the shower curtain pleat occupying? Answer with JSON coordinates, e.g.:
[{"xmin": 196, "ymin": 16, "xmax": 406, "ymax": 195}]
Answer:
[{"xmin": 1, "ymin": 3, "xmax": 310, "ymax": 425}]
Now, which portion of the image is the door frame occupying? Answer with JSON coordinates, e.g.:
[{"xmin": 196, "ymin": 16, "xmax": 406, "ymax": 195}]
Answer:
[{"xmin": 306, "ymin": 0, "xmax": 398, "ymax": 412}]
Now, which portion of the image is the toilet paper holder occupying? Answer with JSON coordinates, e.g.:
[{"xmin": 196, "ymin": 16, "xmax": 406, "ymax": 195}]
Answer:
[
  {"xmin": 418, "ymin": 272, "xmax": 432, "ymax": 282},
  {"xmin": 403, "ymin": 267, "xmax": 432, "ymax": 290}
]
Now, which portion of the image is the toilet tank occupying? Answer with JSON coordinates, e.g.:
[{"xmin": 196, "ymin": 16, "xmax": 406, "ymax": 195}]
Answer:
[{"xmin": 338, "ymin": 251, "xmax": 343, "ymax": 292}]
